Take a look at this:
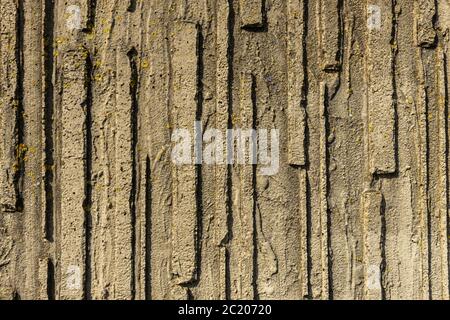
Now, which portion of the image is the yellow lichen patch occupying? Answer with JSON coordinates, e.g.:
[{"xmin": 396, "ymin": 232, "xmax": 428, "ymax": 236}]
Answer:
[
  {"xmin": 94, "ymin": 60, "xmax": 102, "ymax": 68},
  {"xmin": 27, "ymin": 146, "xmax": 37, "ymax": 154},
  {"xmin": 16, "ymin": 144, "xmax": 28, "ymax": 159},
  {"xmin": 55, "ymin": 37, "xmax": 67, "ymax": 45},
  {"xmin": 94, "ymin": 73, "xmax": 103, "ymax": 82},
  {"xmin": 141, "ymin": 59, "xmax": 149, "ymax": 69},
  {"xmin": 231, "ymin": 114, "xmax": 240, "ymax": 125}
]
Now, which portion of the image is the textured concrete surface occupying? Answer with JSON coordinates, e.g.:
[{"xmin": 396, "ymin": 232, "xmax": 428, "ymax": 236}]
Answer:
[{"xmin": 0, "ymin": 0, "xmax": 450, "ymax": 300}]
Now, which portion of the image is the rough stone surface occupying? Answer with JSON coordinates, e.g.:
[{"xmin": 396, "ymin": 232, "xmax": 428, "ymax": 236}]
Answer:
[{"xmin": 0, "ymin": 0, "xmax": 449, "ymax": 300}]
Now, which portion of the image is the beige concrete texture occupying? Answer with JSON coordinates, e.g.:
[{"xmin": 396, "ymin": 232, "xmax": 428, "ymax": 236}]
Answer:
[{"xmin": 0, "ymin": 0, "xmax": 449, "ymax": 300}]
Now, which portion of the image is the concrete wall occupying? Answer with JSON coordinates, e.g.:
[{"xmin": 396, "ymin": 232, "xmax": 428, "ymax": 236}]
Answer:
[{"xmin": 0, "ymin": 0, "xmax": 449, "ymax": 300}]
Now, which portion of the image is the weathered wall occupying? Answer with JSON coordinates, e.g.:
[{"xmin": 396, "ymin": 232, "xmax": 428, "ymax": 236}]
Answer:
[{"xmin": 0, "ymin": 0, "xmax": 449, "ymax": 300}]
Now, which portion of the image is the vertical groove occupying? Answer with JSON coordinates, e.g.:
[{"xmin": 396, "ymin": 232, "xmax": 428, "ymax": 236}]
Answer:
[
  {"xmin": 83, "ymin": 53, "xmax": 93, "ymax": 301},
  {"xmin": 43, "ymin": 0, "xmax": 55, "ymax": 242},
  {"xmin": 337, "ymin": 0, "xmax": 344, "ymax": 69},
  {"xmin": 320, "ymin": 83, "xmax": 331, "ymax": 299},
  {"xmin": 433, "ymin": 46, "xmax": 449, "ymax": 299},
  {"xmin": 194, "ymin": 25, "xmax": 204, "ymax": 289},
  {"xmin": 12, "ymin": 291, "xmax": 21, "ymax": 300},
  {"xmin": 443, "ymin": 51, "xmax": 450, "ymax": 300},
  {"xmin": 380, "ymin": 198, "xmax": 387, "ymax": 300},
  {"xmin": 251, "ymin": 74, "xmax": 258, "ymax": 299},
  {"xmin": 425, "ymin": 82, "xmax": 432, "ymax": 299},
  {"xmin": 326, "ymin": 90, "xmax": 333, "ymax": 300},
  {"xmin": 391, "ymin": 0, "xmax": 399, "ymax": 173},
  {"xmin": 46, "ymin": 259, "xmax": 55, "ymax": 300},
  {"xmin": 85, "ymin": 0, "xmax": 97, "ymax": 32},
  {"xmin": 225, "ymin": 0, "xmax": 236, "ymax": 300},
  {"xmin": 14, "ymin": 0, "xmax": 25, "ymax": 212},
  {"xmin": 426, "ymin": 85, "xmax": 432, "ymax": 298},
  {"xmin": 128, "ymin": 47, "xmax": 139, "ymax": 300},
  {"xmin": 305, "ymin": 172, "xmax": 313, "ymax": 299},
  {"xmin": 127, "ymin": 0, "xmax": 137, "ymax": 13},
  {"xmin": 302, "ymin": 0, "xmax": 313, "ymax": 299},
  {"xmin": 144, "ymin": 156, "xmax": 152, "ymax": 300}
]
